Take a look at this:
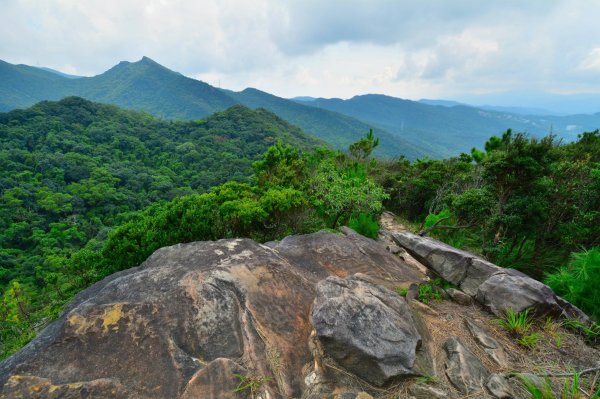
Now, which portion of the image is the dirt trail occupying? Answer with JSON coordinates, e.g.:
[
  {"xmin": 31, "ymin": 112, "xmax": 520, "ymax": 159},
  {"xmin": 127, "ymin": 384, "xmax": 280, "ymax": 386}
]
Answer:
[
  {"xmin": 379, "ymin": 211, "xmax": 409, "ymax": 233},
  {"xmin": 378, "ymin": 211, "xmax": 429, "ymax": 277}
]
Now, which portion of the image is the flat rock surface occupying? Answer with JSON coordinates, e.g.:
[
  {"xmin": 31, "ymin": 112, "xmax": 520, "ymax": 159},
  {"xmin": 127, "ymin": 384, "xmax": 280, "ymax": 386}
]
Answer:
[{"xmin": 0, "ymin": 232, "xmax": 424, "ymax": 399}]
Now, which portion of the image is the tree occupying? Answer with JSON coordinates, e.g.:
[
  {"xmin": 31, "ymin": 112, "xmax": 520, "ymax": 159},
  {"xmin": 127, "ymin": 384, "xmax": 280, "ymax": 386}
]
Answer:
[{"xmin": 310, "ymin": 161, "xmax": 388, "ymax": 228}]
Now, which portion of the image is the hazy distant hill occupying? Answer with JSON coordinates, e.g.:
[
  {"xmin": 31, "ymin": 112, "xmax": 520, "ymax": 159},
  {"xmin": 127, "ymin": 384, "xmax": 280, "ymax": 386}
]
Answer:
[
  {"xmin": 0, "ymin": 57, "xmax": 420, "ymax": 158},
  {"xmin": 0, "ymin": 59, "xmax": 72, "ymax": 111},
  {"xmin": 305, "ymin": 94, "xmax": 600, "ymax": 157},
  {"xmin": 2, "ymin": 57, "xmax": 600, "ymax": 159},
  {"xmin": 225, "ymin": 88, "xmax": 425, "ymax": 158},
  {"xmin": 38, "ymin": 67, "xmax": 82, "ymax": 79}
]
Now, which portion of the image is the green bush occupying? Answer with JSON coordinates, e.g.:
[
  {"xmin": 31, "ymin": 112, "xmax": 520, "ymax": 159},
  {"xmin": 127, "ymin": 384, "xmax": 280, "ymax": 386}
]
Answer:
[
  {"xmin": 545, "ymin": 247, "xmax": 600, "ymax": 320},
  {"xmin": 348, "ymin": 213, "xmax": 380, "ymax": 239}
]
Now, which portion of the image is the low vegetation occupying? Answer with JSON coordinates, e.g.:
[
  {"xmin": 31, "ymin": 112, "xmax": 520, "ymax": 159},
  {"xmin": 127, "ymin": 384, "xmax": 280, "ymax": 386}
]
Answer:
[
  {"xmin": 375, "ymin": 129, "xmax": 600, "ymax": 320},
  {"xmin": 517, "ymin": 372, "xmax": 600, "ymax": 399}
]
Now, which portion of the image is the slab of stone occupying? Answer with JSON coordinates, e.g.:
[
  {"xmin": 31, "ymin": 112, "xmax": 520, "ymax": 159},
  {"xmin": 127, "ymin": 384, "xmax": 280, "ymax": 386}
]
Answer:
[
  {"xmin": 486, "ymin": 373, "xmax": 514, "ymax": 399},
  {"xmin": 443, "ymin": 337, "xmax": 490, "ymax": 394},
  {"xmin": 464, "ymin": 320, "xmax": 508, "ymax": 367},
  {"xmin": 392, "ymin": 232, "xmax": 470, "ymax": 285}
]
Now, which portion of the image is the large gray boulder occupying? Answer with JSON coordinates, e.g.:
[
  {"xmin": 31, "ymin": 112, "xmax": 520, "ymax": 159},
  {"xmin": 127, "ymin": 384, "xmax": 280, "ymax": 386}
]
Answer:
[
  {"xmin": 476, "ymin": 270, "xmax": 560, "ymax": 316},
  {"xmin": 312, "ymin": 275, "xmax": 422, "ymax": 386},
  {"xmin": 392, "ymin": 232, "xmax": 473, "ymax": 285}
]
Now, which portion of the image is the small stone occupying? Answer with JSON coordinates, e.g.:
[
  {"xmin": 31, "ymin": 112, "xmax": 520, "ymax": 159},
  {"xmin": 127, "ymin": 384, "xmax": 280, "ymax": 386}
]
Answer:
[
  {"xmin": 487, "ymin": 374, "xmax": 514, "ymax": 399},
  {"xmin": 446, "ymin": 288, "xmax": 473, "ymax": 306},
  {"xmin": 409, "ymin": 299, "xmax": 439, "ymax": 316},
  {"xmin": 443, "ymin": 337, "xmax": 490, "ymax": 394},
  {"xmin": 464, "ymin": 320, "xmax": 508, "ymax": 366},
  {"xmin": 409, "ymin": 384, "xmax": 449, "ymax": 399},
  {"xmin": 406, "ymin": 283, "xmax": 419, "ymax": 301}
]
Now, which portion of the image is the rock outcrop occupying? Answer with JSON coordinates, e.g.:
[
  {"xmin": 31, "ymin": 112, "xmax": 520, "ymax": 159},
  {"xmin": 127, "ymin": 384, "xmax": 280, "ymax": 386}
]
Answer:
[
  {"xmin": 392, "ymin": 231, "xmax": 592, "ymax": 323},
  {"xmin": 0, "ymin": 232, "xmax": 424, "ymax": 399},
  {"xmin": 1, "ymin": 223, "xmax": 598, "ymax": 399}
]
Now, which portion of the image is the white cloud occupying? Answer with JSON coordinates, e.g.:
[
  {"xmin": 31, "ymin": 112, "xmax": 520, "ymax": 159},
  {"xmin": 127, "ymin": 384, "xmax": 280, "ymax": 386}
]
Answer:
[
  {"xmin": 2, "ymin": 0, "xmax": 600, "ymax": 99},
  {"xmin": 578, "ymin": 48, "xmax": 600, "ymax": 72}
]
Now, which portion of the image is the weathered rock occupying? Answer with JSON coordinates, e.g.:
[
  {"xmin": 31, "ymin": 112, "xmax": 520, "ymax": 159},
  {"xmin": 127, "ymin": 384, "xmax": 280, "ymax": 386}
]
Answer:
[
  {"xmin": 476, "ymin": 270, "xmax": 560, "ymax": 317},
  {"xmin": 181, "ymin": 358, "xmax": 249, "ymax": 399},
  {"xmin": 0, "ymin": 232, "xmax": 425, "ymax": 399},
  {"xmin": 392, "ymin": 232, "xmax": 471, "ymax": 285},
  {"xmin": 446, "ymin": 288, "xmax": 473, "ymax": 306},
  {"xmin": 393, "ymin": 232, "xmax": 594, "ymax": 323},
  {"xmin": 443, "ymin": 337, "xmax": 490, "ymax": 394},
  {"xmin": 1, "ymin": 375, "xmax": 129, "ymax": 399},
  {"xmin": 486, "ymin": 373, "xmax": 514, "ymax": 399},
  {"xmin": 407, "ymin": 283, "xmax": 420, "ymax": 301},
  {"xmin": 464, "ymin": 320, "xmax": 508, "ymax": 366},
  {"xmin": 409, "ymin": 384, "xmax": 450, "ymax": 399},
  {"xmin": 312, "ymin": 275, "xmax": 422, "ymax": 386},
  {"xmin": 461, "ymin": 258, "xmax": 501, "ymax": 296}
]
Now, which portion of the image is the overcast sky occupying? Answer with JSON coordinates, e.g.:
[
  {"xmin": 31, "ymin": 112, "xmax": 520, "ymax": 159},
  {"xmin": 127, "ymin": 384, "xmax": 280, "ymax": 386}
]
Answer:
[{"xmin": 2, "ymin": 0, "xmax": 600, "ymax": 101}]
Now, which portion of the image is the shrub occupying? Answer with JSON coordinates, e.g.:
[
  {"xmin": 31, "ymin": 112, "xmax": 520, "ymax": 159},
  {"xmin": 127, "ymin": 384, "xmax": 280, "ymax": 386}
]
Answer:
[
  {"xmin": 545, "ymin": 247, "xmax": 600, "ymax": 321},
  {"xmin": 348, "ymin": 213, "xmax": 380, "ymax": 239}
]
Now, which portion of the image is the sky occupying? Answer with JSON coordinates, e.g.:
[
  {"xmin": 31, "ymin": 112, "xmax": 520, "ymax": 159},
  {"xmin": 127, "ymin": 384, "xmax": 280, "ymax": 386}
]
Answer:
[{"xmin": 2, "ymin": 0, "xmax": 600, "ymax": 103}]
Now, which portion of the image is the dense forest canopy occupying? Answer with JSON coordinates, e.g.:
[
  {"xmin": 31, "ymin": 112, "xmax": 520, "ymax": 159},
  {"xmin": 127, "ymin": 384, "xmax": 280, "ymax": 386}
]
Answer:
[
  {"xmin": 0, "ymin": 97, "xmax": 599, "ymax": 361},
  {"xmin": 0, "ymin": 97, "xmax": 321, "ymax": 320}
]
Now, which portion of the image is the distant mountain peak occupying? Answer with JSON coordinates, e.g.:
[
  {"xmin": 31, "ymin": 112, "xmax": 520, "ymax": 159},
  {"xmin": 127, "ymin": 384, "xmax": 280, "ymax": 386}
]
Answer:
[{"xmin": 139, "ymin": 56, "xmax": 159, "ymax": 65}]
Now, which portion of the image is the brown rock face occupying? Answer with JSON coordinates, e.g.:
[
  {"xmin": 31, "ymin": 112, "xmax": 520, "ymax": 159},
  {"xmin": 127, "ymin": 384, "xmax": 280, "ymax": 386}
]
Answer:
[{"xmin": 0, "ymin": 232, "xmax": 423, "ymax": 399}]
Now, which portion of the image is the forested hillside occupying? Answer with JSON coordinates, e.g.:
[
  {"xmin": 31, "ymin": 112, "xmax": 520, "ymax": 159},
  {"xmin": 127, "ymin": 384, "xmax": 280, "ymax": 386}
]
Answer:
[
  {"xmin": 225, "ymin": 88, "xmax": 425, "ymax": 158},
  {"xmin": 5, "ymin": 57, "xmax": 600, "ymax": 160},
  {"xmin": 0, "ymin": 57, "xmax": 416, "ymax": 158},
  {"xmin": 0, "ymin": 108, "xmax": 385, "ymax": 357},
  {"xmin": 0, "ymin": 97, "xmax": 322, "ymax": 334},
  {"xmin": 304, "ymin": 94, "xmax": 600, "ymax": 158}
]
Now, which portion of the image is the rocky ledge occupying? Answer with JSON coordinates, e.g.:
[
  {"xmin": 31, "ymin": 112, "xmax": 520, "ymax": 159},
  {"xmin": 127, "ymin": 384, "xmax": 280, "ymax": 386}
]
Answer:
[{"xmin": 1, "ymin": 226, "xmax": 598, "ymax": 398}]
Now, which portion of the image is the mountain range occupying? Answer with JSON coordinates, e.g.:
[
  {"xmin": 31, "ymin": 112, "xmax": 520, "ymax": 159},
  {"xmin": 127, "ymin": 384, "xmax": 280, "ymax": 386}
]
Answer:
[{"xmin": 2, "ymin": 57, "xmax": 600, "ymax": 159}]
